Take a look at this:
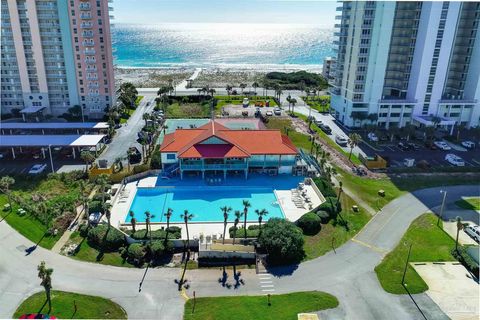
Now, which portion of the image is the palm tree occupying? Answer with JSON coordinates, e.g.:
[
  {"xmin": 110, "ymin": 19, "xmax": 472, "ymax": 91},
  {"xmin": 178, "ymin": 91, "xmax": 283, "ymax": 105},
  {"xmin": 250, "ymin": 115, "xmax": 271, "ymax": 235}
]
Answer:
[
  {"xmin": 37, "ymin": 261, "xmax": 53, "ymax": 312},
  {"xmin": 336, "ymin": 181, "xmax": 343, "ymax": 207},
  {"xmin": 240, "ymin": 83, "xmax": 247, "ymax": 94},
  {"xmin": 144, "ymin": 210, "xmax": 155, "ymax": 242},
  {"xmin": 225, "ymin": 84, "xmax": 233, "ymax": 98},
  {"xmin": 96, "ymin": 174, "xmax": 109, "ymax": 204},
  {"xmin": 103, "ymin": 202, "xmax": 112, "ymax": 229},
  {"xmin": 455, "ymin": 216, "xmax": 464, "ymax": 252},
  {"xmin": 232, "ymin": 210, "xmax": 242, "ymax": 245},
  {"xmin": 242, "ymin": 200, "xmax": 251, "ymax": 239},
  {"xmin": 142, "ymin": 113, "xmax": 150, "ymax": 126},
  {"xmin": 220, "ymin": 206, "xmax": 232, "ymax": 244},
  {"xmin": 129, "ymin": 210, "xmax": 136, "ymax": 233},
  {"xmin": 0, "ymin": 176, "xmax": 15, "ymax": 211},
  {"xmin": 164, "ymin": 207, "xmax": 173, "ymax": 242},
  {"xmin": 179, "ymin": 210, "xmax": 194, "ymax": 289},
  {"xmin": 348, "ymin": 133, "xmax": 361, "ymax": 161},
  {"xmin": 208, "ymin": 88, "xmax": 216, "ymax": 97},
  {"xmin": 290, "ymin": 98, "xmax": 297, "ymax": 115},
  {"xmin": 252, "ymin": 81, "xmax": 259, "ymax": 95},
  {"xmin": 80, "ymin": 151, "xmax": 95, "ymax": 172},
  {"xmin": 78, "ymin": 180, "xmax": 90, "ymax": 218},
  {"xmin": 255, "ymin": 208, "xmax": 268, "ymax": 231}
]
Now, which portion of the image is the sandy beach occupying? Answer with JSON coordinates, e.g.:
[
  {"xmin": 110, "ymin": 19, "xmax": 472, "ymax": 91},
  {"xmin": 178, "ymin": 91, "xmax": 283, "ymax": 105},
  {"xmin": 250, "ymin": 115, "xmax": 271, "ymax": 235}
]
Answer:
[{"xmin": 115, "ymin": 66, "xmax": 323, "ymax": 89}]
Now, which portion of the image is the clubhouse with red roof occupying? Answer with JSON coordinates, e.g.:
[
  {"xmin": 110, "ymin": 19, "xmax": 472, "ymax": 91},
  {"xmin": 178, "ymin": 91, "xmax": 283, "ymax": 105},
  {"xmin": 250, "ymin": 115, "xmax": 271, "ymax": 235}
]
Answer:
[{"xmin": 159, "ymin": 120, "xmax": 300, "ymax": 180}]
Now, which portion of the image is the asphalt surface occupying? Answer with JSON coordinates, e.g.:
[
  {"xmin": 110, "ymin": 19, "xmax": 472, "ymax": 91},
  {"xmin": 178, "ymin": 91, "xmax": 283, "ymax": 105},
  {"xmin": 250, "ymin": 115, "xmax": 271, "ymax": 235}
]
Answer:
[
  {"xmin": 98, "ymin": 94, "xmax": 157, "ymax": 165},
  {"xmin": 1, "ymin": 185, "xmax": 478, "ymax": 319}
]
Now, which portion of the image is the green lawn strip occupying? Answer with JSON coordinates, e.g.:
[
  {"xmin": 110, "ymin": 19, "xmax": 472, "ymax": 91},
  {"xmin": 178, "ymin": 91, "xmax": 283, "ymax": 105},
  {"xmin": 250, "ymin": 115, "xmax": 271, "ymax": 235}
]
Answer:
[
  {"xmin": 166, "ymin": 102, "xmax": 210, "ymax": 118},
  {"xmin": 135, "ymin": 95, "xmax": 144, "ymax": 106},
  {"xmin": 389, "ymin": 174, "xmax": 480, "ymax": 192},
  {"xmin": 375, "ymin": 213, "xmax": 456, "ymax": 294},
  {"xmin": 183, "ymin": 291, "xmax": 338, "ymax": 320},
  {"xmin": 294, "ymin": 113, "xmax": 362, "ymax": 165},
  {"xmin": 0, "ymin": 196, "xmax": 61, "ymax": 249},
  {"xmin": 120, "ymin": 108, "xmax": 135, "ymax": 124},
  {"xmin": 303, "ymin": 193, "xmax": 371, "ymax": 260},
  {"xmin": 454, "ymin": 197, "xmax": 480, "ymax": 211},
  {"xmin": 337, "ymin": 168, "xmax": 404, "ymax": 210},
  {"xmin": 301, "ymin": 96, "xmax": 330, "ymax": 113},
  {"xmin": 264, "ymin": 117, "xmax": 311, "ymax": 150},
  {"xmin": 215, "ymin": 95, "xmax": 278, "ymax": 108},
  {"xmin": 13, "ymin": 290, "xmax": 126, "ymax": 319},
  {"xmin": 68, "ymin": 232, "xmax": 135, "ymax": 268}
]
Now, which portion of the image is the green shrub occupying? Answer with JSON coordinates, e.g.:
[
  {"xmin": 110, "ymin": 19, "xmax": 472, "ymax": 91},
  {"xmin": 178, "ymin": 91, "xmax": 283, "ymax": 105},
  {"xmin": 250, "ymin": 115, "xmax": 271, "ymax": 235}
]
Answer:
[
  {"xmin": 451, "ymin": 247, "xmax": 479, "ymax": 277},
  {"xmin": 316, "ymin": 210, "xmax": 331, "ymax": 224},
  {"xmin": 130, "ymin": 228, "xmax": 181, "ymax": 240},
  {"xmin": 87, "ymin": 224, "xmax": 125, "ymax": 251},
  {"xmin": 78, "ymin": 223, "xmax": 89, "ymax": 237},
  {"xmin": 88, "ymin": 200, "xmax": 102, "ymax": 213},
  {"xmin": 150, "ymin": 147, "xmax": 162, "ymax": 169},
  {"xmin": 296, "ymin": 212, "xmax": 321, "ymax": 235},
  {"xmin": 133, "ymin": 164, "xmax": 150, "ymax": 174},
  {"xmin": 92, "ymin": 193, "xmax": 111, "ymax": 201},
  {"xmin": 312, "ymin": 177, "xmax": 337, "ymax": 197},
  {"xmin": 258, "ymin": 218, "xmax": 305, "ymax": 264},
  {"xmin": 229, "ymin": 226, "xmax": 259, "ymax": 238},
  {"xmin": 317, "ymin": 197, "xmax": 340, "ymax": 217},
  {"xmin": 127, "ymin": 243, "xmax": 145, "ymax": 264},
  {"xmin": 109, "ymin": 171, "xmax": 131, "ymax": 184}
]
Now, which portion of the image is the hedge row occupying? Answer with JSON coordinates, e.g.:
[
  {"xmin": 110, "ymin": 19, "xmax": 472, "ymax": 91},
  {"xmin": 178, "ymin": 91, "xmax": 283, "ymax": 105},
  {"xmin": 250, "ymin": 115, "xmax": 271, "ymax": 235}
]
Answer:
[
  {"xmin": 130, "ymin": 227, "xmax": 181, "ymax": 240},
  {"xmin": 229, "ymin": 225, "xmax": 260, "ymax": 238}
]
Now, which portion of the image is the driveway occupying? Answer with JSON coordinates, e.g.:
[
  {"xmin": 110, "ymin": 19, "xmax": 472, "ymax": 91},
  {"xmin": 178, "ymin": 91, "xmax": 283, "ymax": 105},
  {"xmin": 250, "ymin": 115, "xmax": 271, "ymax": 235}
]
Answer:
[
  {"xmin": 413, "ymin": 262, "xmax": 479, "ymax": 320},
  {"xmin": 99, "ymin": 94, "xmax": 157, "ymax": 165}
]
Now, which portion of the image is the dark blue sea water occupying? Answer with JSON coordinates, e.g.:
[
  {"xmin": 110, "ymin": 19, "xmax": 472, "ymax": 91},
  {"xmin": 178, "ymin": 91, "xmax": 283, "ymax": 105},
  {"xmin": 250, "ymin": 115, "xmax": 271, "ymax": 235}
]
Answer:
[{"xmin": 112, "ymin": 23, "xmax": 335, "ymax": 69}]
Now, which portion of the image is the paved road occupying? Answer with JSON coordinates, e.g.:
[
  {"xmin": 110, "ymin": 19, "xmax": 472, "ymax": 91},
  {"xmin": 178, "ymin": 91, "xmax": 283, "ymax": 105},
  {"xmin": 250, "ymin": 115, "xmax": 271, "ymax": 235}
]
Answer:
[
  {"xmin": 99, "ymin": 94, "xmax": 157, "ymax": 165},
  {"xmin": 1, "ymin": 185, "xmax": 478, "ymax": 319}
]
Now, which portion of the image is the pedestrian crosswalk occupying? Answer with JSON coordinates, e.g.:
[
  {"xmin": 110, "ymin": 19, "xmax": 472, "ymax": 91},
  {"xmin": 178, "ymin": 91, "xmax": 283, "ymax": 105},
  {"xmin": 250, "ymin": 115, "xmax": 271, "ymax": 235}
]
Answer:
[{"xmin": 258, "ymin": 273, "xmax": 275, "ymax": 293}]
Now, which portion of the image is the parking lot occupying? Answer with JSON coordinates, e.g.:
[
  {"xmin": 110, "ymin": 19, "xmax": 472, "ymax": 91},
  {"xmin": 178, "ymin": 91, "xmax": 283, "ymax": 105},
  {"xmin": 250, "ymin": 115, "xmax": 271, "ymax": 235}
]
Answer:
[
  {"xmin": 222, "ymin": 104, "xmax": 283, "ymax": 117},
  {"xmin": 360, "ymin": 138, "xmax": 480, "ymax": 169}
]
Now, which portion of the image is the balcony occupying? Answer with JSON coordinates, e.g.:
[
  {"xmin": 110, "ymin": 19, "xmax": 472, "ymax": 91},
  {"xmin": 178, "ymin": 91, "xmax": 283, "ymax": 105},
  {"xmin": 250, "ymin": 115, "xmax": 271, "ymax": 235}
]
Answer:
[
  {"xmin": 86, "ymin": 73, "xmax": 98, "ymax": 80},
  {"xmin": 88, "ymin": 91, "xmax": 100, "ymax": 97},
  {"xmin": 82, "ymin": 31, "xmax": 94, "ymax": 37},
  {"xmin": 81, "ymin": 22, "xmax": 93, "ymax": 28},
  {"xmin": 88, "ymin": 82, "xmax": 99, "ymax": 88},
  {"xmin": 82, "ymin": 40, "xmax": 95, "ymax": 46},
  {"xmin": 87, "ymin": 66, "xmax": 97, "ymax": 71},
  {"xmin": 84, "ymin": 48, "xmax": 96, "ymax": 55},
  {"xmin": 80, "ymin": 12, "xmax": 92, "ymax": 19},
  {"xmin": 85, "ymin": 58, "xmax": 96, "ymax": 64},
  {"xmin": 180, "ymin": 163, "xmax": 248, "ymax": 170},
  {"xmin": 79, "ymin": 3, "xmax": 91, "ymax": 10}
]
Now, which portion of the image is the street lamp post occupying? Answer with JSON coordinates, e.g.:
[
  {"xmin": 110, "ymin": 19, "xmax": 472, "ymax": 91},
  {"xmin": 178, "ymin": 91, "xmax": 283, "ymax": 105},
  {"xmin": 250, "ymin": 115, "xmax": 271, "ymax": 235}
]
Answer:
[
  {"xmin": 48, "ymin": 145, "xmax": 54, "ymax": 173},
  {"xmin": 437, "ymin": 190, "xmax": 447, "ymax": 226}
]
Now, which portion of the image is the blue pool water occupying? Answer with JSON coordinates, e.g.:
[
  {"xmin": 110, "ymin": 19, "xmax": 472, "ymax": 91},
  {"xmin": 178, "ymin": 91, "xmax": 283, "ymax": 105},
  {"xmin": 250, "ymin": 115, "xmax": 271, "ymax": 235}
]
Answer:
[{"xmin": 128, "ymin": 186, "xmax": 283, "ymax": 223}]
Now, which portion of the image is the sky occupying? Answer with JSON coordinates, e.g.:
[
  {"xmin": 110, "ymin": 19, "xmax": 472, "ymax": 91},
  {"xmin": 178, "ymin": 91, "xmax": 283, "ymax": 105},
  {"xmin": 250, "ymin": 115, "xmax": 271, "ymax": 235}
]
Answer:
[{"xmin": 113, "ymin": 0, "xmax": 337, "ymax": 27}]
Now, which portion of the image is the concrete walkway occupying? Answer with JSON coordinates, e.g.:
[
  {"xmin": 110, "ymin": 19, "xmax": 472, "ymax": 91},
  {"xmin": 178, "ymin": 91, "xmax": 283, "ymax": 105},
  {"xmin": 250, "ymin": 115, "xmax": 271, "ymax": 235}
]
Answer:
[{"xmin": 0, "ymin": 185, "xmax": 478, "ymax": 319}]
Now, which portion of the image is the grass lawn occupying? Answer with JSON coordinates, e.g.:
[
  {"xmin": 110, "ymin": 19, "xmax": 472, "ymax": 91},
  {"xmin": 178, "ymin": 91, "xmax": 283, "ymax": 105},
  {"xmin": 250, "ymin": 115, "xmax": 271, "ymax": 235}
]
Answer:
[
  {"xmin": 13, "ymin": 290, "xmax": 126, "ymax": 319},
  {"xmin": 302, "ymin": 95, "xmax": 330, "ymax": 113},
  {"xmin": 264, "ymin": 117, "xmax": 311, "ymax": 151},
  {"xmin": 135, "ymin": 95, "xmax": 144, "ymax": 106},
  {"xmin": 375, "ymin": 213, "xmax": 456, "ymax": 294},
  {"xmin": 119, "ymin": 108, "xmax": 135, "ymax": 124},
  {"xmin": 303, "ymin": 193, "xmax": 371, "ymax": 260},
  {"xmin": 166, "ymin": 102, "xmax": 211, "ymax": 118},
  {"xmin": 295, "ymin": 113, "xmax": 362, "ymax": 165},
  {"xmin": 183, "ymin": 291, "xmax": 338, "ymax": 320},
  {"xmin": 338, "ymin": 169, "xmax": 404, "ymax": 210},
  {"xmin": 454, "ymin": 197, "xmax": 480, "ymax": 211},
  {"xmin": 67, "ymin": 232, "xmax": 135, "ymax": 268}
]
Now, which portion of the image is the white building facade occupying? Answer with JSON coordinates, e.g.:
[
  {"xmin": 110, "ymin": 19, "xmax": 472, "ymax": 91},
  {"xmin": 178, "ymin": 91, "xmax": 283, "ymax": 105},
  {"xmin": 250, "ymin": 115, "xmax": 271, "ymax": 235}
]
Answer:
[{"xmin": 330, "ymin": 1, "xmax": 480, "ymax": 129}]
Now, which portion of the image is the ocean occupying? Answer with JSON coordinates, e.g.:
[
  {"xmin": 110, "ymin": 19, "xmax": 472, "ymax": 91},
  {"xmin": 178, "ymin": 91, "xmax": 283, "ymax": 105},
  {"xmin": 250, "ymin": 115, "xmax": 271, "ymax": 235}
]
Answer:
[{"xmin": 112, "ymin": 23, "xmax": 335, "ymax": 70}]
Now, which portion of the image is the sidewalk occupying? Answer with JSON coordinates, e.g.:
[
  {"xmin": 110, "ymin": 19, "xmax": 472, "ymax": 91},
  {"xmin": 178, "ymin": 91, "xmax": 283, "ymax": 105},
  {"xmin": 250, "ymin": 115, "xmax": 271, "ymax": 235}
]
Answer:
[{"xmin": 332, "ymin": 176, "xmax": 377, "ymax": 215}]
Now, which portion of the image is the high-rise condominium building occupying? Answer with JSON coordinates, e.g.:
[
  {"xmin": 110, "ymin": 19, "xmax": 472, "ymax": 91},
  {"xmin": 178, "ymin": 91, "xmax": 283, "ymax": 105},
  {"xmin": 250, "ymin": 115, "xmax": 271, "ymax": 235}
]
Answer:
[
  {"xmin": 330, "ymin": 1, "xmax": 480, "ymax": 129},
  {"xmin": 1, "ymin": 0, "xmax": 115, "ymax": 119}
]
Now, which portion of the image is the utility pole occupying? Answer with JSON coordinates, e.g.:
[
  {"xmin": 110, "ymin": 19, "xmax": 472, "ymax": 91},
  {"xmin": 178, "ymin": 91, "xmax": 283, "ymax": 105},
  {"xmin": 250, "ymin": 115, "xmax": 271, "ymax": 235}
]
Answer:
[
  {"xmin": 437, "ymin": 190, "xmax": 447, "ymax": 226},
  {"xmin": 48, "ymin": 145, "xmax": 55, "ymax": 173},
  {"xmin": 401, "ymin": 243, "xmax": 413, "ymax": 285}
]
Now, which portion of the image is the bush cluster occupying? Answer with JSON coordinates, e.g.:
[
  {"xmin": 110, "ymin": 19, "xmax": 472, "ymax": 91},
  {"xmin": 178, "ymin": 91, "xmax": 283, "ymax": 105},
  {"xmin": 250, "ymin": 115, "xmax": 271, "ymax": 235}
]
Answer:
[
  {"xmin": 312, "ymin": 177, "xmax": 337, "ymax": 197},
  {"xmin": 296, "ymin": 212, "xmax": 322, "ymax": 235},
  {"xmin": 150, "ymin": 147, "xmax": 162, "ymax": 169},
  {"xmin": 130, "ymin": 227, "xmax": 181, "ymax": 240},
  {"xmin": 258, "ymin": 218, "xmax": 304, "ymax": 264},
  {"xmin": 451, "ymin": 247, "xmax": 479, "ymax": 277},
  {"xmin": 123, "ymin": 240, "xmax": 174, "ymax": 266},
  {"xmin": 87, "ymin": 224, "xmax": 125, "ymax": 251},
  {"xmin": 229, "ymin": 225, "xmax": 259, "ymax": 238}
]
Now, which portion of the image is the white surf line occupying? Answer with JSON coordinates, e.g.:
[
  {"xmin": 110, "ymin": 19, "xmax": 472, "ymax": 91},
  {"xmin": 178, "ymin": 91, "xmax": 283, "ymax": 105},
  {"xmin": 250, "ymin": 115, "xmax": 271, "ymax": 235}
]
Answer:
[
  {"xmin": 260, "ymin": 281, "xmax": 272, "ymax": 284},
  {"xmin": 262, "ymin": 289, "xmax": 275, "ymax": 292},
  {"xmin": 261, "ymin": 285, "xmax": 274, "ymax": 288}
]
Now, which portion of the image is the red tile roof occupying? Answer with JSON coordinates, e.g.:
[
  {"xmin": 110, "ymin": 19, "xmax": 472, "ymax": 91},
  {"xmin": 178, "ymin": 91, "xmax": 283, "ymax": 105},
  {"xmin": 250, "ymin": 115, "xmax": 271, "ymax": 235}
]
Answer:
[{"xmin": 160, "ymin": 121, "xmax": 297, "ymax": 158}]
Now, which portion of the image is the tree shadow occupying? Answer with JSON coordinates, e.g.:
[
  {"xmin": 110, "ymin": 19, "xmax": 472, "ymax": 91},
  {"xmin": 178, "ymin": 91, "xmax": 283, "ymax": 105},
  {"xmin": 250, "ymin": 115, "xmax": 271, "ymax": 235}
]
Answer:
[
  {"xmin": 218, "ymin": 265, "xmax": 229, "ymax": 288},
  {"xmin": 232, "ymin": 265, "xmax": 245, "ymax": 289},
  {"xmin": 265, "ymin": 263, "xmax": 299, "ymax": 277},
  {"xmin": 25, "ymin": 231, "xmax": 48, "ymax": 256},
  {"xmin": 402, "ymin": 284, "xmax": 427, "ymax": 320},
  {"xmin": 36, "ymin": 299, "xmax": 48, "ymax": 314},
  {"xmin": 0, "ymin": 210, "xmax": 12, "ymax": 222}
]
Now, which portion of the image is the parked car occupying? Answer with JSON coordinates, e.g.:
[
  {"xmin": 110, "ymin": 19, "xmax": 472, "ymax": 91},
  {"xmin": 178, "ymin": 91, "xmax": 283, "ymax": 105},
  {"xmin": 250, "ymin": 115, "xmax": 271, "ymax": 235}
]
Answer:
[
  {"xmin": 397, "ymin": 142, "xmax": 409, "ymax": 151},
  {"xmin": 254, "ymin": 107, "xmax": 261, "ymax": 118},
  {"xmin": 404, "ymin": 158, "xmax": 415, "ymax": 167},
  {"xmin": 273, "ymin": 107, "xmax": 281, "ymax": 115},
  {"xmin": 314, "ymin": 120, "xmax": 323, "ymax": 127},
  {"xmin": 28, "ymin": 164, "xmax": 47, "ymax": 175},
  {"xmin": 319, "ymin": 124, "xmax": 332, "ymax": 134},
  {"xmin": 461, "ymin": 141, "xmax": 476, "ymax": 149},
  {"xmin": 434, "ymin": 141, "xmax": 451, "ymax": 150},
  {"xmin": 407, "ymin": 142, "xmax": 420, "ymax": 150},
  {"xmin": 425, "ymin": 141, "xmax": 438, "ymax": 150},
  {"xmin": 335, "ymin": 135, "xmax": 348, "ymax": 147},
  {"xmin": 464, "ymin": 225, "xmax": 480, "ymax": 243},
  {"xmin": 128, "ymin": 147, "xmax": 142, "ymax": 164},
  {"xmin": 445, "ymin": 153, "xmax": 465, "ymax": 166},
  {"xmin": 367, "ymin": 132, "xmax": 379, "ymax": 142},
  {"xmin": 265, "ymin": 110, "xmax": 273, "ymax": 116}
]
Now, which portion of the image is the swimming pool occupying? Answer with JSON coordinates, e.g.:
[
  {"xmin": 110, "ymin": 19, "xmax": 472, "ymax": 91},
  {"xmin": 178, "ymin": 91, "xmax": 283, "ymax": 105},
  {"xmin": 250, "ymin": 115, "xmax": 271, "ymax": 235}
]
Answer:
[{"xmin": 127, "ymin": 186, "xmax": 284, "ymax": 223}]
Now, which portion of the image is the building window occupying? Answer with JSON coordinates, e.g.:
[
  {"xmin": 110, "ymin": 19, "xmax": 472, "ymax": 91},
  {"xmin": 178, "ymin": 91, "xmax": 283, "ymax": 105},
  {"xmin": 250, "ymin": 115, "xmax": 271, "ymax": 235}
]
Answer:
[{"xmin": 167, "ymin": 154, "xmax": 175, "ymax": 160}]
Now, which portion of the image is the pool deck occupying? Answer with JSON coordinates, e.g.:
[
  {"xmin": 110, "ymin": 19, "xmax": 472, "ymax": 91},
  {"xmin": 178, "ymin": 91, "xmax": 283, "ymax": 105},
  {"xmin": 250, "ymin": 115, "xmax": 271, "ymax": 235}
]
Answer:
[{"xmin": 110, "ymin": 174, "xmax": 324, "ymax": 239}]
